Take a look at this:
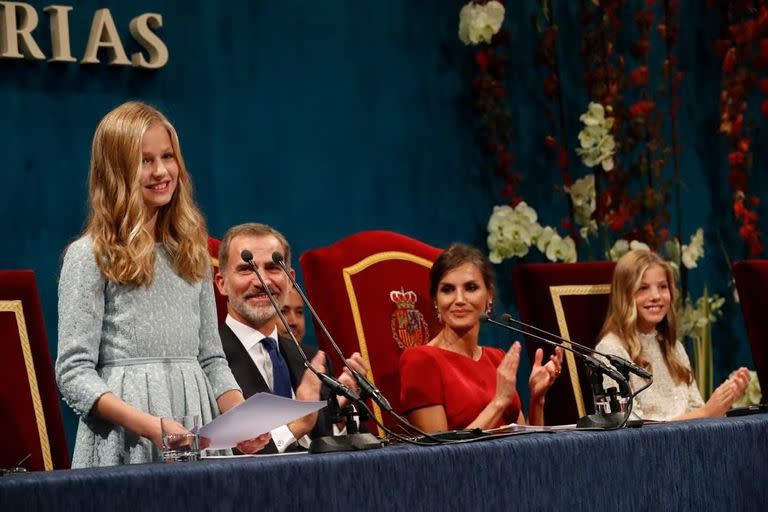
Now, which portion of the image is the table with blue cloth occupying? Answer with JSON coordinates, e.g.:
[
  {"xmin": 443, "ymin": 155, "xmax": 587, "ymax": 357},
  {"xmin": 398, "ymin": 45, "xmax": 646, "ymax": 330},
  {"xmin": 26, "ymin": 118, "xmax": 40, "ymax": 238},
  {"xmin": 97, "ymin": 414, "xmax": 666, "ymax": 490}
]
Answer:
[{"xmin": 2, "ymin": 415, "xmax": 766, "ymax": 511}]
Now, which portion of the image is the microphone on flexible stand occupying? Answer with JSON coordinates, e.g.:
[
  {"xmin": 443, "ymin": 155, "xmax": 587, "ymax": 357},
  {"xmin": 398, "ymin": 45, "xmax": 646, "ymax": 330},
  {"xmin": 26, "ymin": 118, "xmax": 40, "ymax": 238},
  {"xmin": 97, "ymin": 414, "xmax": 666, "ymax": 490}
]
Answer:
[
  {"xmin": 240, "ymin": 250, "xmax": 382, "ymax": 453},
  {"xmin": 271, "ymin": 251, "xmax": 392, "ymax": 411},
  {"xmin": 480, "ymin": 315, "xmax": 646, "ymax": 429},
  {"xmin": 270, "ymin": 251, "xmax": 447, "ymax": 442},
  {"xmin": 481, "ymin": 315, "xmax": 631, "ymax": 396},
  {"xmin": 497, "ymin": 314, "xmax": 654, "ymax": 426},
  {"xmin": 498, "ymin": 313, "xmax": 652, "ymax": 380}
]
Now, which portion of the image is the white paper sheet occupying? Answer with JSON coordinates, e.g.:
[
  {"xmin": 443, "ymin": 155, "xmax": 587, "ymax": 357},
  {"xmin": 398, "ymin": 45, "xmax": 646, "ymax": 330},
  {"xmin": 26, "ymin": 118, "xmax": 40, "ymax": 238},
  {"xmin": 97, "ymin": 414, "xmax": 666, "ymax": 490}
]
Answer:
[
  {"xmin": 484, "ymin": 423, "xmax": 577, "ymax": 434},
  {"xmin": 198, "ymin": 393, "xmax": 326, "ymax": 449}
]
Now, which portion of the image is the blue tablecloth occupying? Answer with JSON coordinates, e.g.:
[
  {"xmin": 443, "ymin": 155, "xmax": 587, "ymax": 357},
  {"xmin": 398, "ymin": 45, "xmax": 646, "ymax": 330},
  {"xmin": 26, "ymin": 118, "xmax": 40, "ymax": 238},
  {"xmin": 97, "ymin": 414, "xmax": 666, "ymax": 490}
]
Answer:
[{"xmin": 2, "ymin": 415, "xmax": 767, "ymax": 511}]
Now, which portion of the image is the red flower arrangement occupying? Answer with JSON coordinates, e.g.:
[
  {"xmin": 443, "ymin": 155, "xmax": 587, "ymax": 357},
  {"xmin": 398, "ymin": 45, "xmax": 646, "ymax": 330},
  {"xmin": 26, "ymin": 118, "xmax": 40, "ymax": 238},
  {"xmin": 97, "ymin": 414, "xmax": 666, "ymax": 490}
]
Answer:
[
  {"xmin": 573, "ymin": 0, "xmax": 680, "ymax": 251},
  {"xmin": 715, "ymin": 1, "xmax": 767, "ymax": 257},
  {"xmin": 535, "ymin": 1, "xmax": 577, "ymax": 238},
  {"xmin": 461, "ymin": 1, "xmax": 522, "ymax": 205}
]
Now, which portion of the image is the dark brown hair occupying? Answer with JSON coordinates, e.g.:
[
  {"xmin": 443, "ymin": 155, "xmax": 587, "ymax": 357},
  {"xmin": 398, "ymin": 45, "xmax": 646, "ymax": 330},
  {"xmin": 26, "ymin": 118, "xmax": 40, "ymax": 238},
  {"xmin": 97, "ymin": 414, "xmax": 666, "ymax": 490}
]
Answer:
[{"xmin": 429, "ymin": 243, "xmax": 495, "ymax": 299}]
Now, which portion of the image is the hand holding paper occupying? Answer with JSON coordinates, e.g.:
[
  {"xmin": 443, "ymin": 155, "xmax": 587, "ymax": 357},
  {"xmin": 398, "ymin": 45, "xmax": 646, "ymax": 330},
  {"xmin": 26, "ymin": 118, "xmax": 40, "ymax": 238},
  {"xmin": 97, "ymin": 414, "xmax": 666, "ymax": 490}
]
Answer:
[{"xmin": 198, "ymin": 392, "xmax": 327, "ymax": 450}]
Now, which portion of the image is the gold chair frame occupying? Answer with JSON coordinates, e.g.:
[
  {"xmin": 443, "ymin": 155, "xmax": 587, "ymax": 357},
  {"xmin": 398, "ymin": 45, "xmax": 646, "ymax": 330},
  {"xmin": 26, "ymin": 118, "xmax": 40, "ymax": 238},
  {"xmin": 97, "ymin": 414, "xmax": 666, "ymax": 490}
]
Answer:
[
  {"xmin": 343, "ymin": 251, "xmax": 434, "ymax": 436},
  {"xmin": 2, "ymin": 300, "xmax": 54, "ymax": 470},
  {"xmin": 549, "ymin": 284, "xmax": 611, "ymax": 418}
]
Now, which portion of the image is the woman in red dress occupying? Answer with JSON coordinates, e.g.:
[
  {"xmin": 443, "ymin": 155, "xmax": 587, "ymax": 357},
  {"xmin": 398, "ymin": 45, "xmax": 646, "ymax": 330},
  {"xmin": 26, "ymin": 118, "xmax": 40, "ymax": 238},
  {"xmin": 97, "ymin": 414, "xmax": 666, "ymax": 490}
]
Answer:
[{"xmin": 399, "ymin": 243, "xmax": 564, "ymax": 432}]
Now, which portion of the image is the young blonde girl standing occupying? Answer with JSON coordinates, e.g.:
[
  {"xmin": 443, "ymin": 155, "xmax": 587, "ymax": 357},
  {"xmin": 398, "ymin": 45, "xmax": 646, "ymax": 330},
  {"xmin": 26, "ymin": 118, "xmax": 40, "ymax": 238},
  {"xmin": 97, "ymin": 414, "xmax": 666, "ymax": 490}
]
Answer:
[
  {"xmin": 596, "ymin": 249, "xmax": 751, "ymax": 421},
  {"xmin": 56, "ymin": 102, "xmax": 269, "ymax": 467}
]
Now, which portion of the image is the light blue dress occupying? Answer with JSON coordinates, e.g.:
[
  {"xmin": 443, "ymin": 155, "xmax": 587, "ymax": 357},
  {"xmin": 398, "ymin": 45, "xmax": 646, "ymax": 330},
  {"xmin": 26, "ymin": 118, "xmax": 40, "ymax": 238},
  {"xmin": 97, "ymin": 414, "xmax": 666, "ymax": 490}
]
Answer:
[{"xmin": 55, "ymin": 236, "xmax": 241, "ymax": 467}]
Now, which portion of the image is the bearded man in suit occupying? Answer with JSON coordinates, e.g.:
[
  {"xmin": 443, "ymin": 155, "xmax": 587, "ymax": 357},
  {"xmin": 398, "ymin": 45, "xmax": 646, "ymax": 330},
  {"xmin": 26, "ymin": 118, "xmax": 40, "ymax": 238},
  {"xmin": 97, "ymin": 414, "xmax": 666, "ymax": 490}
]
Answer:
[{"xmin": 215, "ymin": 223, "xmax": 367, "ymax": 453}]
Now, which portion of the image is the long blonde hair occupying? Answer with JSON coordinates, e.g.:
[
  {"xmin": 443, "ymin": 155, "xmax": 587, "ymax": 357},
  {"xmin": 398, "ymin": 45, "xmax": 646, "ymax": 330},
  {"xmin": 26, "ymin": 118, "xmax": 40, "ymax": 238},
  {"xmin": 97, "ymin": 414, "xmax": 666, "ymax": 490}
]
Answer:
[
  {"xmin": 84, "ymin": 101, "xmax": 209, "ymax": 286},
  {"xmin": 599, "ymin": 249, "xmax": 692, "ymax": 384}
]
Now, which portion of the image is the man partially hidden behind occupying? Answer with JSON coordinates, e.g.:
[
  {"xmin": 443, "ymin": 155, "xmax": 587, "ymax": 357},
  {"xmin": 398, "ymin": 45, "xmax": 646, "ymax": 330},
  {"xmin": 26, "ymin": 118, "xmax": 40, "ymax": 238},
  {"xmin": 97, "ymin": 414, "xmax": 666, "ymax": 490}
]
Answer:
[
  {"xmin": 279, "ymin": 287, "xmax": 306, "ymax": 342},
  {"xmin": 215, "ymin": 223, "xmax": 368, "ymax": 453}
]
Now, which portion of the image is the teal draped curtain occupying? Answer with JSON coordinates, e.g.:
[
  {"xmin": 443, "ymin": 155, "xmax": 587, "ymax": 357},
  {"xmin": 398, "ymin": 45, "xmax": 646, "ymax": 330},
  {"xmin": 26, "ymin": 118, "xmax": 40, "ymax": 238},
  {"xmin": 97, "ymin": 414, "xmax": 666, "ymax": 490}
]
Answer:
[{"xmin": 0, "ymin": 0, "xmax": 760, "ymax": 450}]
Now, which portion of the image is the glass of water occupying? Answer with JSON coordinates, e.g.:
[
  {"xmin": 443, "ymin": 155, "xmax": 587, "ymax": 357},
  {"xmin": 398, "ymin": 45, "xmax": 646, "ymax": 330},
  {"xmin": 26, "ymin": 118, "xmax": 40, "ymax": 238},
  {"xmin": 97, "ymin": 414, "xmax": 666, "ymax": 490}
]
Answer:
[{"xmin": 161, "ymin": 415, "xmax": 200, "ymax": 463}]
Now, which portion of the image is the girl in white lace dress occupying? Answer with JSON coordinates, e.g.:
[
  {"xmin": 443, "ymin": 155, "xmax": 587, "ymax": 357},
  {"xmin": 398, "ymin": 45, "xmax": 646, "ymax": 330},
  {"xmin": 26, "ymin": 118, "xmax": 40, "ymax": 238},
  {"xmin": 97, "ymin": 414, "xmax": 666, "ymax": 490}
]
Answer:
[
  {"xmin": 56, "ymin": 102, "xmax": 269, "ymax": 467},
  {"xmin": 595, "ymin": 249, "xmax": 750, "ymax": 421}
]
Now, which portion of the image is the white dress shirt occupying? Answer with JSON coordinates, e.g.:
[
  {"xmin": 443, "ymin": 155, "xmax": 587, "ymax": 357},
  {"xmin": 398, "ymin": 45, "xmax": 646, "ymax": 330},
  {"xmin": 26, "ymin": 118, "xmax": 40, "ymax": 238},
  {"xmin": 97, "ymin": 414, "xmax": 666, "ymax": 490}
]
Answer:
[{"xmin": 225, "ymin": 315, "xmax": 309, "ymax": 452}]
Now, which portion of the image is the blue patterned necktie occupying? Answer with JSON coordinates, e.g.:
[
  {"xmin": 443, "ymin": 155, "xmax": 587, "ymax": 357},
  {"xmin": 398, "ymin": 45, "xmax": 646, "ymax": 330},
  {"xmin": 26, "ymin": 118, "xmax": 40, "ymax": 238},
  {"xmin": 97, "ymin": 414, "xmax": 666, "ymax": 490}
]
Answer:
[{"xmin": 261, "ymin": 337, "xmax": 293, "ymax": 398}]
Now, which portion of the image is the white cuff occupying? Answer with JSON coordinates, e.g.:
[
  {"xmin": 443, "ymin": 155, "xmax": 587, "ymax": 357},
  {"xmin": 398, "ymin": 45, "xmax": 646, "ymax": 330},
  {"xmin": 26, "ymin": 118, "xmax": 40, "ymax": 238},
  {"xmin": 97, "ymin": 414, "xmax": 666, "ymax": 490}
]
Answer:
[{"xmin": 270, "ymin": 425, "xmax": 297, "ymax": 453}]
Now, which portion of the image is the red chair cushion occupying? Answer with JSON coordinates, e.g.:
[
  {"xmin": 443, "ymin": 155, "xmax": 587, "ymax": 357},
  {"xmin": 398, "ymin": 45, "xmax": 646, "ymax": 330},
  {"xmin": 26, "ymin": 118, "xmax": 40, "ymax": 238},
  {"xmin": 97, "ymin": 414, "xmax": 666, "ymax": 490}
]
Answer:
[
  {"xmin": 0, "ymin": 270, "xmax": 70, "ymax": 471},
  {"xmin": 208, "ymin": 237, "xmax": 228, "ymax": 326},
  {"xmin": 733, "ymin": 260, "xmax": 768, "ymax": 397}
]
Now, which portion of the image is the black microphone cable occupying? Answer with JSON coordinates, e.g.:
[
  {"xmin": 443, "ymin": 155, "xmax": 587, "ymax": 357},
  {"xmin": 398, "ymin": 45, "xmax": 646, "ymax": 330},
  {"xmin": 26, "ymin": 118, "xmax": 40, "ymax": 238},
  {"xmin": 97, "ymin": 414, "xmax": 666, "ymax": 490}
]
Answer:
[
  {"xmin": 271, "ymin": 251, "xmax": 614, "ymax": 442},
  {"xmin": 239, "ymin": 250, "xmax": 360, "ymax": 405},
  {"xmin": 498, "ymin": 313, "xmax": 652, "ymax": 380},
  {"xmin": 481, "ymin": 315, "xmax": 645, "ymax": 430},
  {"xmin": 496, "ymin": 313, "xmax": 655, "ymax": 429},
  {"xmin": 241, "ymin": 250, "xmax": 464, "ymax": 447},
  {"xmin": 271, "ymin": 251, "xmax": 451, "ymax": 443}
]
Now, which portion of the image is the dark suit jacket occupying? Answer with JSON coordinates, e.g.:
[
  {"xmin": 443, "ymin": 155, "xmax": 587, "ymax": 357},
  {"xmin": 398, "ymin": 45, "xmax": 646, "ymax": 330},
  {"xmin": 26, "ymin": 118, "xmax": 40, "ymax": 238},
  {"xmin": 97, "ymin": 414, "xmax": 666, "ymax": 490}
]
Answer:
[{"xmin": 219, "ymin": 323, "xmax": 339, "ymax": 453}]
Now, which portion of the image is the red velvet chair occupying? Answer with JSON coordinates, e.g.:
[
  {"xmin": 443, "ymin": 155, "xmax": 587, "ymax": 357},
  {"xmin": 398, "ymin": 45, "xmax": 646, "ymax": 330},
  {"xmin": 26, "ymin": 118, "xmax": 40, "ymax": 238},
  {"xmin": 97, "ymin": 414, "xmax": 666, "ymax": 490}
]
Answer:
[
  {"xmin": 0, "ymin": 270, "xmax": 70, "ymax": 471},
  {"xmin": 732, "ymin": 260, "xmax": 768, "ymax": 397},
  {"xmin": 300, "ymin": 231, "xmax": 442, "ymax": 435},
  {"xmin": 208, "ymin": 236, "xmax": 228, "ymax": 325},
  {"xmin": 513, "ymin": 262, "xmax": 616, "ymax": 425}
]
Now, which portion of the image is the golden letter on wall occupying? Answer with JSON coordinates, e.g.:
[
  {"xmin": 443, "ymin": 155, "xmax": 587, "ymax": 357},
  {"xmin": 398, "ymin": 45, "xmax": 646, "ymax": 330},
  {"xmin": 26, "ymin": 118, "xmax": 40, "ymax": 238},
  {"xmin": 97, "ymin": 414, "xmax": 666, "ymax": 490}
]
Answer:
[
  {"xmin": 81, "ymin": 8, "xmax": 130, "ymax": 66},
  {"xmin": 44, "ymin": 5, "xmax": 76, "ymax": 63},
  {"xmin": 129, "ymin": 13, "xmax": 167, "ymax": 69},
  {"xmin": 0, "ymin": 1, "xmax": 45, "ymax": 59}
]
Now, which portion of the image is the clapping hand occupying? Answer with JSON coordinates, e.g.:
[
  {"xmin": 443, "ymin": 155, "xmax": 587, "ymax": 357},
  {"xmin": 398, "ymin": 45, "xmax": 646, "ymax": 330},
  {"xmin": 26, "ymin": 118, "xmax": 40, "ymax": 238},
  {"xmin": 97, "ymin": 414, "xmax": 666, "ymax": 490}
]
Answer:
[
  {"xmin": 494, "ymin": 341, "xmax": 522, "ymax": 407},
  {"xmin": 295, "ymin": 351, "xmax": 326, "ymax": 401},
  {"xmin": 287, "ymin": 351, "xmax": 327, "ymax": 439},
  {"xmin": 730, "ymin": 367, "xmax": 752, "ymax": 397},
  {"xmin": 529, "ymin": 346, "xmax": 564, "ymax": 400},
  {"xmin": 704, "ymin": 367, "xmax": 752, "ymax": 417},
  {"xmin": 337, "ymin": 352, "xmax": 369, "ymax": 409}
]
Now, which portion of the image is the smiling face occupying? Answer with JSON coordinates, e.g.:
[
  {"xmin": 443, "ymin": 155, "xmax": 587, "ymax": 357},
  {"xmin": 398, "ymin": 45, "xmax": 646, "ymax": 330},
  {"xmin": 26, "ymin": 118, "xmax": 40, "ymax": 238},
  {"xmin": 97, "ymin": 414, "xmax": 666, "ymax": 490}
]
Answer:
[
  {"xmin": 139, "ymin": 122, "xmax": 178, "ymax": 218},
  {"xmin": 435, "ymin": 262, "xmax": 492, "ymax": 333},
  {"xmin": 634, "ymin": 263, "xmax": 671, "ymax": 334},
  {"xmin": 215, "ymin": 234, "xmax": 294, "ymax": 335}
]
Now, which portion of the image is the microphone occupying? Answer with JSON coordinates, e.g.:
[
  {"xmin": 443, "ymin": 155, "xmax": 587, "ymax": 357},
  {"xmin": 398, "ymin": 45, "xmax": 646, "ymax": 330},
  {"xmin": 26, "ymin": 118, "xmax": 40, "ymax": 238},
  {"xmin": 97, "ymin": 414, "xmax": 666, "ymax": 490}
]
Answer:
[
  {"xmin": 271, "ymin": 251, "xmax": 449, "ymax": 443},
  {"xmin": 240, "ymin": 250, "xmax": 382, "ymax": 452},
  {"xmin": 480, "ymin": 314, "xmax": 644, "ymax": 429},
  {"xmin": 498, "ymin": 313, "xmax": 652, "ymax": 380},
  {"xmin": 239, "ymin": 250, "xmax": 360, "ymax": 403},
  {"xmin": 271, "ymin": 251, "xmax": 393, "ymax": 412},
  {"xmin": 480, "ymin": 315, "xmax": 631, "ymax": 396}
]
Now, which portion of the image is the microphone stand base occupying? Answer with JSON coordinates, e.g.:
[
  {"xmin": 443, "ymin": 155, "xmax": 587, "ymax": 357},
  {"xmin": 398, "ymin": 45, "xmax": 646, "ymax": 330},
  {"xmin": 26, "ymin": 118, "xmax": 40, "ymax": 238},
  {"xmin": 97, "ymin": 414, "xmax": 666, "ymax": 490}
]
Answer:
[
  {"xmin": 576, "ymin": 412, "xmax": 643, "ymax": 429},
  {"xmin": 309, "ymin": 433, "xmax": 383, "ymax": 454}
]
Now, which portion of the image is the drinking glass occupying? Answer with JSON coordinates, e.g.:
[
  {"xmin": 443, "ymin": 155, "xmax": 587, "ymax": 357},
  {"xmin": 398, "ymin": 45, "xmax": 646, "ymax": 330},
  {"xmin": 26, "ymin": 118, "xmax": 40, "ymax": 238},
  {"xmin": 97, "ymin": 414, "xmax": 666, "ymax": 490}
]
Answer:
[{"xmin": 161, "ymin": 415, "xmax": 200, "ymax": 463}]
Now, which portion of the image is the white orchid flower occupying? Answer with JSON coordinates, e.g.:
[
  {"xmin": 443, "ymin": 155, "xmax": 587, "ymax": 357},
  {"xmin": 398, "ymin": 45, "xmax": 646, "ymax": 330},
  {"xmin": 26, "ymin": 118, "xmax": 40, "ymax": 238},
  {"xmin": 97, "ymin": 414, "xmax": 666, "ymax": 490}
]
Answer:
[{"xmin": 458, "ymin": 1, "xmax": 505, "ymax": 45}]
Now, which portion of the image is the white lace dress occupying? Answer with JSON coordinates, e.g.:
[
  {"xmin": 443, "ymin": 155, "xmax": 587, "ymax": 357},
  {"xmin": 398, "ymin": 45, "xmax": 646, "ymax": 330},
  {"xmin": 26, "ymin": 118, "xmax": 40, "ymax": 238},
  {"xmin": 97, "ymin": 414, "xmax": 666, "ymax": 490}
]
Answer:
[
  {"xmin": 55, "ymin": 236, "xmax": 240, "ymax": 467},
  {"xmin": 595, "ymin": 331, "xmax": 704, "ymax": 421}
]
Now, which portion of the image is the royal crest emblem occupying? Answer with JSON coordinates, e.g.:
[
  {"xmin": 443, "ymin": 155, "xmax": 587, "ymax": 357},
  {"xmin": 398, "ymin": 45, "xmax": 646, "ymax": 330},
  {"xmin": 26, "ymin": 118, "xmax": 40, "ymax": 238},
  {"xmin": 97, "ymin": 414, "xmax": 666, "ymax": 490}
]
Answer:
[{"xmin": 389, "ymin": 288, "xmax": 430, "ymax": 349}]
